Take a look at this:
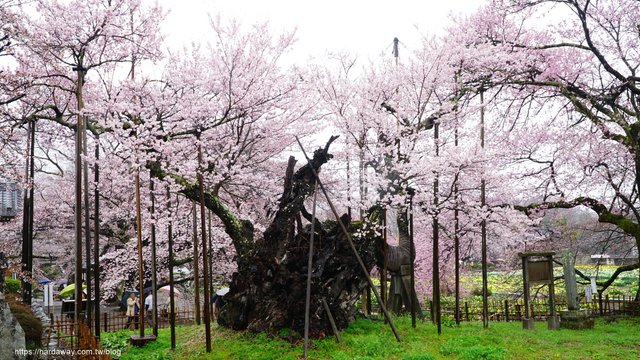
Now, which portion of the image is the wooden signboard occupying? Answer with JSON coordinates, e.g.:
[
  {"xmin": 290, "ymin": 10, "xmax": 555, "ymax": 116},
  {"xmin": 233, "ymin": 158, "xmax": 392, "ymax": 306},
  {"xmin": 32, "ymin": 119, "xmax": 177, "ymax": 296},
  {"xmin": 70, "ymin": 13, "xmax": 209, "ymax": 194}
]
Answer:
[{"xmin": 528, "ymin": 261, "xmax": 551, "ymax": 283}]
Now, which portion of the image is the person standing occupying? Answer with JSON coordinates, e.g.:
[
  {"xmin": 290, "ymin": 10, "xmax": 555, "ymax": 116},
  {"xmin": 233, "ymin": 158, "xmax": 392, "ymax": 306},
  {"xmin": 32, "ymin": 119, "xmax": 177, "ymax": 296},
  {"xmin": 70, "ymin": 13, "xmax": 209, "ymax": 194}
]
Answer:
[
  {"xmin": 144, "ymin": 292, "xmax": 154, "ymax": 327},
  {"xmin": 124, "ymin": 292, "xmax": 139, "ymax": 330}
]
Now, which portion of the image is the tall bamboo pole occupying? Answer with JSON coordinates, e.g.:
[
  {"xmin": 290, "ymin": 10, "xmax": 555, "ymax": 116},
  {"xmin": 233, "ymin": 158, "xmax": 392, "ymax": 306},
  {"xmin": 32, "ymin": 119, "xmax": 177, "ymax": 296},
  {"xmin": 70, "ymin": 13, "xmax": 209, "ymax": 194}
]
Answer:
[
  {"xmin": 198, "ymin": 144, "xmax": 212, "ymax": 352},
  {"xmin": 480, "ymin": 90, "xmax": 489, "ymax": 329}
]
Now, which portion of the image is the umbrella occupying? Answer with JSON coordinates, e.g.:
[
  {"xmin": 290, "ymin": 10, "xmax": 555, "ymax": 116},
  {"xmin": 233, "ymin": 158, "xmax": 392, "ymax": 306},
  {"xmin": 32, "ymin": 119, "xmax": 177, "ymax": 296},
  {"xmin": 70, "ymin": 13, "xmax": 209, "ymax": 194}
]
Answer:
[
  {"xmin": 216, "ymin": 287, "xmax": 230, "ymax": 296},
  {"xmin": 119, "ymin": 290, "xmax": 140, "ymax": 308},
  {"xmin": 159, "ymin": 285, "xmax": 181, "ymax": 295},
  {"xmin": 59, "ymin": 283, "xmax": 86, "ymax": 298}
]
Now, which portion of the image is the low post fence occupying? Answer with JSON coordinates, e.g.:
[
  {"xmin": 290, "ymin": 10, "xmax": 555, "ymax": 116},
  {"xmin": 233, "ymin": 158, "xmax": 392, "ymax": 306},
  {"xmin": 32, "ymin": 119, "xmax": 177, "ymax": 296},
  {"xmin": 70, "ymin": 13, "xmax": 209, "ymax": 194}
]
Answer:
[
  {"xmin": 43, "ymin": 294, "xmax": 639, "ymax": 339},
  {"xmin": 48, "ymin": 306, "xmax": 210, "ymax": 334},
  {"xmin": 433, "ymin": 295, "xmax": 638, "ymax": 322}
]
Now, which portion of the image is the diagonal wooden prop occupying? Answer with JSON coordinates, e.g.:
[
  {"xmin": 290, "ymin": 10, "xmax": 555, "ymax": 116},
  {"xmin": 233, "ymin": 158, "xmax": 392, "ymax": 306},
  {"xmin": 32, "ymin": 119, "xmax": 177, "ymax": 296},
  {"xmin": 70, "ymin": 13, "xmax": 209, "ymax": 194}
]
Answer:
[{"xmin": 295, "ymin": 136, "xmax": 401, "ymax": 342}]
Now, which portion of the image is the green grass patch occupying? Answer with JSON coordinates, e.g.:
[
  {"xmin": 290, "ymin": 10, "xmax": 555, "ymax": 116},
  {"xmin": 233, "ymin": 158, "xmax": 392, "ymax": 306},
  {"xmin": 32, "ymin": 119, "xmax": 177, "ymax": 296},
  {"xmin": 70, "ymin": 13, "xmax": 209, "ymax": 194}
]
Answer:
[{"xmin": 104, "ymin": 316, "xmax": 640, "ymax": 359}]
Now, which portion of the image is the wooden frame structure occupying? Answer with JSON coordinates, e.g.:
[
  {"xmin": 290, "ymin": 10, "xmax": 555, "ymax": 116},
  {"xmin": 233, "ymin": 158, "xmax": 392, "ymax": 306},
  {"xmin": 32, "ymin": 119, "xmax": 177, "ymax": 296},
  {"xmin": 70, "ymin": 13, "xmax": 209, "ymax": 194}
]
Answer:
[{"xmin": 518, "ymin": 251, "xmax": 558, "ymax": 330}]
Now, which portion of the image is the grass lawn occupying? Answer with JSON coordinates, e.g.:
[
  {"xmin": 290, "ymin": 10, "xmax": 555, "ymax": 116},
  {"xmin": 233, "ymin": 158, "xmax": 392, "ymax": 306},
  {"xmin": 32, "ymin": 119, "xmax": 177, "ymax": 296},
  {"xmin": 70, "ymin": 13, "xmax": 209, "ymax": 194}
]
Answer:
[{"xmin": 103, "ymin": 316, "xmax": 640, "ymax": 359}]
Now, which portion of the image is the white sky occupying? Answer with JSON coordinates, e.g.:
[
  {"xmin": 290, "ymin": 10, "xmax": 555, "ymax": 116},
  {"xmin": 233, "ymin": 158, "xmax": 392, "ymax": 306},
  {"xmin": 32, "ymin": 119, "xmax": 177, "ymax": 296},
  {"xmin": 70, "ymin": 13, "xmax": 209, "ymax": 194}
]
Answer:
[{"xmin": 159, "ymin": 0, "xmax": 486, "ymax": 62}]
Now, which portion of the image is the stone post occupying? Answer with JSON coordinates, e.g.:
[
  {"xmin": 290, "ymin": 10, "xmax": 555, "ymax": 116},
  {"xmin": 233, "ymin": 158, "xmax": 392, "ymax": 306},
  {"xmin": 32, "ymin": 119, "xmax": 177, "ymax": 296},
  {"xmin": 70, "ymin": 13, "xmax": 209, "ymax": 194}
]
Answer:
[
  {"xmin": 563, "ymin": 253, "xmax": 579, "ymax": 310},
  {"xmin": 559, "ymin": 252, "xmax": 594, "ymax": 329}
]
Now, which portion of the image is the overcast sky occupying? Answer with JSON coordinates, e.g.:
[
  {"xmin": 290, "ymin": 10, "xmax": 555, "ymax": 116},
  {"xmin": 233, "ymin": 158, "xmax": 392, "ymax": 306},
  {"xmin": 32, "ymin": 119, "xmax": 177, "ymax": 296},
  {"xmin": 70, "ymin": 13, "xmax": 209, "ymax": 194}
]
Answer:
[{"xmin": 159, "ymin": 0, "xmax": 486, "ymax": 62}]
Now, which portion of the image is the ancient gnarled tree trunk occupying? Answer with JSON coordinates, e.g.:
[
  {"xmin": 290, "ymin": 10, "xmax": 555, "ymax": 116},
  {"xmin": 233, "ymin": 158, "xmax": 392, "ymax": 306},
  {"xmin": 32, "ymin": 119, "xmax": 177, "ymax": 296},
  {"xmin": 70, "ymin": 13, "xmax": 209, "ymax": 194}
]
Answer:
[{"xmin": 218, "ymin": 137, "xmax": 379, "ymax": 337}]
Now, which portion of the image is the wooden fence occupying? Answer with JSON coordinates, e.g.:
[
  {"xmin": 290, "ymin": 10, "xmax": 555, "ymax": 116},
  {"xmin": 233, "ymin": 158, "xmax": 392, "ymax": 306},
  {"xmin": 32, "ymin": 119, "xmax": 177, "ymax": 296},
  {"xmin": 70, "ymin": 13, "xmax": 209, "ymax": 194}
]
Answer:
[
  {"xmin": 431, "ymin": 294, "xmax": 639, "ymax": 322},
  {"xmin": 47, "ymin": 306, "xmax": 207, "ymax": 335},
  {"xmin": 43, "ymin": 318, "xmax": 111, "ymax": 359},
  {"xmin": 44, "ymin": 315, "xmax": 78, "ymax": 349}
]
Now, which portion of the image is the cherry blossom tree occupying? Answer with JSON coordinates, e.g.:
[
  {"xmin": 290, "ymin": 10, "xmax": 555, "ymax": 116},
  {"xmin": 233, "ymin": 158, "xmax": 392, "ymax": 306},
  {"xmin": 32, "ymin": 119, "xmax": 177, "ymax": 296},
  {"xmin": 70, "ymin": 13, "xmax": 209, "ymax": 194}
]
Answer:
[{"xmin": 443, "ymin": 0, "xmax": 640, "ymax": 297}]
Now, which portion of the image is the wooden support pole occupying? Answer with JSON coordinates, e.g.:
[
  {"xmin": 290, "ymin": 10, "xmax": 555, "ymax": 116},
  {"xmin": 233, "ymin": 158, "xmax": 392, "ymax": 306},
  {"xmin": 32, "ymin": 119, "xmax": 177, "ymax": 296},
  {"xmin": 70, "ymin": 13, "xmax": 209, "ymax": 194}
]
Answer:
[
  {"xmin": 409, "ymin": 190, "xmax": 417, "ymax": 329},
  {"xmin": 74, "ymin": 66, "xmax": 85, "ymax": 329},
  {"xmin": 295, "ymin": 137, "xmax": 401, "ymax": 342},
  {"xmin": 547, "ymin": 254, "xmax": 556, "ymax": 329},
  {"xmin": 465, "ymin": 301, "xmax": 469, "ymax": 321},
  {"xmin": 21, "ymin": 119, "xmax": 32, "ymax": 305},
  {"xmin": 479, "ymin": 90, "xmax": 489, "ymax": 329},
  {"xmin": 522, "ymin": 256, "xmax": 530, "ymax": 319},
  {"xmin": 93, "ymin": 136, "xmax": 101, "ymax": 338},
  {"xmin": 454, "ymin": 121, "xmax": 461, "ymax": 326},
  {"xmin": 22, "ymin": 118, "xmax": 35, "ymax": 305},
  {"xmin": 598, "ymin": 291, "xmax": 603, "ymax": 316},
  {"xmin": 381, "ymin": 209, "xmax": 388, "ymax": 317},
  {"xmin": 322, "ymin": 299, "xmax": 341, "ymax": 343},
  {"xmin": 135, "ymin": 171, "xmax": 145, "ymax": 338},
  {"xmin": 432, "ymin": 122, "xmax": 441, "ymax": 334},
  {"xmin": 208, "ymin": 210, "xmax": 214, "ymax": 317},
  {"xmin": 150, "ymin": 178, "xmax": 158, "ymax": 337},
  {"xmin": 198, "ymin": 144, "xmax": 212, "ymax": 352},
  {"xmin": 192, "ymin": 202, "xmax": 201, "ymax": 325},
  {"xmin": 303, "ymin": 190, "xmax": 318, "ymax": 359},
  {"xmin": 505, "ymin": 300, "xmax": 509, "ymax": 322},
  {"xmin": 167, "ymin": 188, "xmax": 176, "ymax": 350},
  {"xmin": 83, "ymin": 105, "xmax": 92, "ymax": 329}
]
